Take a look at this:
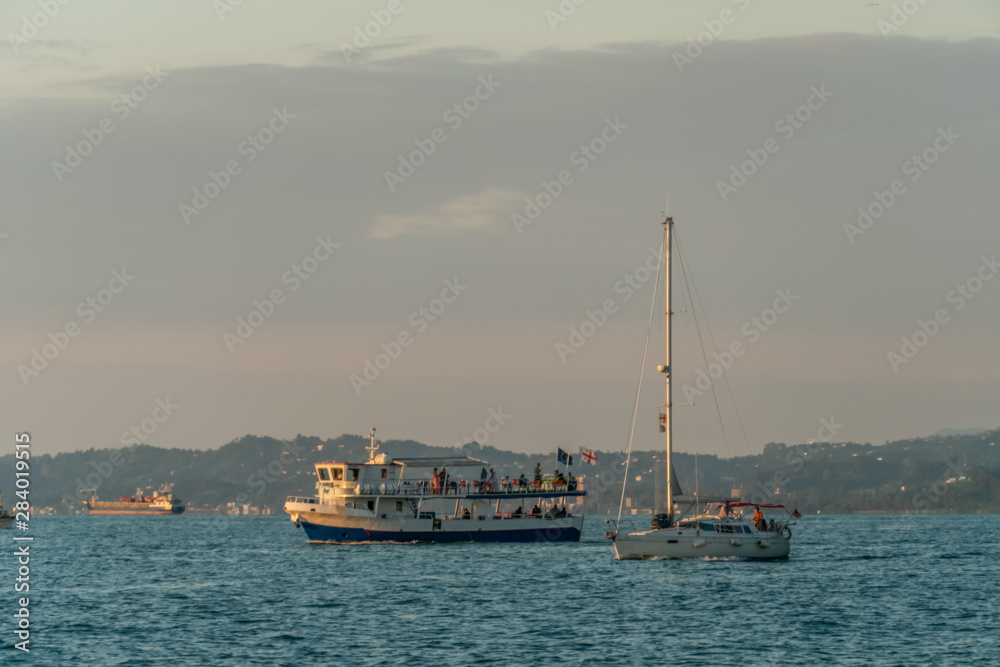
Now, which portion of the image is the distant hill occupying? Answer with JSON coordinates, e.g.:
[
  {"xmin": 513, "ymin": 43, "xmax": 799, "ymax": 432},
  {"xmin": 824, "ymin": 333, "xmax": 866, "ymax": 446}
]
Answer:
[
  {"xmin": 2, "ymin": 427, "xmax": 998, "ymax": 515},
  {"xmin": 933, "ymin": 427, "xmax": 990, "ymax": 437}
]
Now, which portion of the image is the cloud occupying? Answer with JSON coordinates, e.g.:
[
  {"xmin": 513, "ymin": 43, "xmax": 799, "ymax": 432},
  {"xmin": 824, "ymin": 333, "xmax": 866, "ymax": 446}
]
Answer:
[{"xmin": 371, "ymin": 188, "xmax": 523, "ymax": 239}]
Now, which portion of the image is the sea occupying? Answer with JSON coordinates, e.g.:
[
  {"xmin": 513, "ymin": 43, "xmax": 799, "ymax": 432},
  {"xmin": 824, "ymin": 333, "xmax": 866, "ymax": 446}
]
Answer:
[{"xmin": 2, "ymin": 513, "xmax": 998, "ymax": 666}]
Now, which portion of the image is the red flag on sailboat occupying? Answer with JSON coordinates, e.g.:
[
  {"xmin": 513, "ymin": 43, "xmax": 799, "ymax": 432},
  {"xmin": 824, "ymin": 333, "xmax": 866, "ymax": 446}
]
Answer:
[
  {"xmin": 792, "ymin": 509, "xmax": 802, "ymax": 519},
  {"xmin": 581, "ymin": 448, "xmax": 597, "ymax": 464}
]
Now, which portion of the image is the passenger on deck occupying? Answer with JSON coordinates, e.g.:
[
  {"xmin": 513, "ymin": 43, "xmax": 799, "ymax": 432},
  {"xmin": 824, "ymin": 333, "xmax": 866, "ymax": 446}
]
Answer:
[
  {"xmin": 432, "ymin": 468, "xmax": 440, "ymax": 494},
  {"xmin": 487, "ymin": 468, "xmax": 497, "ymax": 492},
  {"xmin": 512, "ymin": 506, "xmax": 523, "ymax": 518},
  {"xmin": 549, "ymin": 505, "xmax": 567, "ymax": 519},
  {"xmin": 462, "ymin": 508, "xmax": 471, "ymax": 520},
  {"xmin": 567, "ymin": 472, "xmax": 576, "ymax": 491},
  {"xmin": 440, "ymin": 467, "xmax": 448, "ymax": 494},
  {"xmin": 530, "ymin": 504, "xmax": 541, "ymax": 516},
  {"xmin": 518, "ymin": 473, "xmax": 527, "ymax": 489},
  {"xmin": 768, "ymin": 519, "xmax": 775, "ymax": 532},
  {"xmin": 719, "ymin": 501, "xmax": 731, "ymax": 519},
  {"xmin": 479, "ymin": 467, "xmax": 488, "ymax": 492},
  {"xmin": 534, "ymin": 462, "xmax": 542, "ymax": 487}
]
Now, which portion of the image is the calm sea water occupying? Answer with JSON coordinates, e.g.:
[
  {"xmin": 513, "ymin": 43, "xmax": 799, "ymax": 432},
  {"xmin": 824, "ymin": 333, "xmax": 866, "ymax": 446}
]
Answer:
[{"xmin": 2, "ymin": 513, "xmax": 998, "ymax": 666}]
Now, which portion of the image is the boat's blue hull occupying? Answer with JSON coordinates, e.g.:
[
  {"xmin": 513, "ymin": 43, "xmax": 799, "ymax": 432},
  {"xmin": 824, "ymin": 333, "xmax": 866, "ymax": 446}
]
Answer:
[{"xmin": 299, "ymin": 520, "xmax": 582, "ymax": 543}]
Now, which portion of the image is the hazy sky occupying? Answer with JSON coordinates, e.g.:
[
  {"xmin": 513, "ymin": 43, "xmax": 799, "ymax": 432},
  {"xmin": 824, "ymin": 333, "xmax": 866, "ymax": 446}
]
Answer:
[{"xmin": 3, "ymin": 1, "xmax": 999, "ymax": 458}]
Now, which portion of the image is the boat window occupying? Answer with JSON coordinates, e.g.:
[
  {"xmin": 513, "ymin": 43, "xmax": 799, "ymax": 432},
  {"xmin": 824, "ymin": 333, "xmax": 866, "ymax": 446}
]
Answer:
[
  {"xmin": 348, "ymin": 468, "xmax": 359, "ymax": 481},
  {"xmin": 381, "ymin": 468, "xmax": 388, "ymax": 479},
  {"xmin": 366, "ymin": 500, "xmax": 374, "ymax": 511},
  {"xmin": 332, "ymin": 468, "xmax": 344, "ymax": 480},
  {"xmin": 318, "ymin": 468, "xmax": 330, "ymax": 481},
  {"xmin": 743, "ymin": 526, "xmax": 752, "ymax": 534},
  {"xmin": 396, "ymin": 501, "xmax": 403, "ymax": 511}
]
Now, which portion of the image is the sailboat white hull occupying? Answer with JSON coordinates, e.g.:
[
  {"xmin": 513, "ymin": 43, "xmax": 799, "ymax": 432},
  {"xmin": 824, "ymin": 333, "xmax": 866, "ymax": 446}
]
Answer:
[{"xmin": 612, "ymin": 529, "xmax": 790, "ymax": 560}]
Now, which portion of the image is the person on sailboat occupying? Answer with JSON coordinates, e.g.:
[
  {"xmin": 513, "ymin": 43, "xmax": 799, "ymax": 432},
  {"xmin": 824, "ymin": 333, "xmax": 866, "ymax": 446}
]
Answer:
[
  {"xmin": 719, "ymin": 501, "xmax": 732, "ymax": 519},
  {"xmin": 752, "ymin": 506, "xmax": 766, "ymax": 530}
]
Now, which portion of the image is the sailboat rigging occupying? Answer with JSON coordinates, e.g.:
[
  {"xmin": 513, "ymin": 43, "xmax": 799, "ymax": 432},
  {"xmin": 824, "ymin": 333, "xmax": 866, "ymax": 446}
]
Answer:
[{"xmin": 605, "ymin": 210, "xmax": 797, "ymax": 560}]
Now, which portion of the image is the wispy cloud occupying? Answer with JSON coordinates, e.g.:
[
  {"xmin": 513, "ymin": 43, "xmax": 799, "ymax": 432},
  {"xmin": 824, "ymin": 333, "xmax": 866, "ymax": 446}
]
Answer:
[{"xmin": 371, "ymin": 188, "xmax": 522, "ymax": 239}]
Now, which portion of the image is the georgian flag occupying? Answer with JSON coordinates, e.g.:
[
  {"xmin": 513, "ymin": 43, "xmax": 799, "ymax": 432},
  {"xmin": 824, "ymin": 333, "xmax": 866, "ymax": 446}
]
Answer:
[{"xmin": 581, "ymin": 448, "xmax": 597, "ymax": 464}]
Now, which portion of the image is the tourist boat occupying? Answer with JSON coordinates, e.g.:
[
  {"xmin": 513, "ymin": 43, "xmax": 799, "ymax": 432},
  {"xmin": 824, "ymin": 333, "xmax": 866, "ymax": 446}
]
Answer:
[
  {"xmin": 84, "ymin": 484, "xmax": 185, "ymax": 515},
  {"xmin": 0, "ymin": 491, "xmax": 14, "ymax": 529},
  {"xmin": 284, "ymin": 427, "xmax": 586, "ymax": 543},
  {"xmin": 605, "ymin": 211, "xmax": 797, "ymax": 559}
]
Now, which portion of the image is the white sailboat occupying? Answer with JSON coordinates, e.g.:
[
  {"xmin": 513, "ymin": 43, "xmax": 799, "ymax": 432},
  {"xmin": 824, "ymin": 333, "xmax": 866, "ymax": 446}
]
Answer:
[{"xmin": 606, "ymin": 212, "xmax": 797, "ymax": 560}]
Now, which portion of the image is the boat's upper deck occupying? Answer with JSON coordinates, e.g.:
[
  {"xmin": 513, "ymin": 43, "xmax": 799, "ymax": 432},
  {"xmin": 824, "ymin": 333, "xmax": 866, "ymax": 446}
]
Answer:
[{"xmin": 306, "ymin": 456, "xmax": 585, "ymax": 499}]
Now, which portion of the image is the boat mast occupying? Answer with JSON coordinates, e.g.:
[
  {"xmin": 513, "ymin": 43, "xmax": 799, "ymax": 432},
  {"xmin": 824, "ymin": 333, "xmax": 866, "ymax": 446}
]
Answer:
[{"xmin": 663, "ymin": 213, "xmax": 673, "ymax": 524}]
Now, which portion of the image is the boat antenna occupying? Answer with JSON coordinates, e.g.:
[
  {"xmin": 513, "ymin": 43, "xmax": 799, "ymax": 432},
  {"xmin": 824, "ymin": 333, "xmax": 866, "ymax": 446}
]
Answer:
[{"xmin": 366, "ymin": 425, "xmax": 380, "ymax": 462}]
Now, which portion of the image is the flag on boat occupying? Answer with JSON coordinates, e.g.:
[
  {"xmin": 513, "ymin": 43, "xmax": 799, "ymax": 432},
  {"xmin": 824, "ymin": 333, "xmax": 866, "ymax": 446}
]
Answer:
[
  {"xmin": 557, "ymin": 448, "xmax": 573, "ymax": 465},
  {"xmin": 792, "ymin": 509, "xmax": 802, "ymax": 519},
  {"xmin": 581, "ymin": 448, "xmax": 597, "ymax": 464}
]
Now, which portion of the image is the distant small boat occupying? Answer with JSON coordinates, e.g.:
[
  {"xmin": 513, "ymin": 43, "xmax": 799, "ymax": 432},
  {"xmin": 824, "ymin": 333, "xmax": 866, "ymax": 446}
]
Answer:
[
  {"xmin": 0, "ymin": 491, "xmax": 14, "ymax": 529},
  {"xmin": 285, "ymin": 427, "xmax": 586, "ymax": 543},
  {"xmin": 606, "ymin": 211, "xmax": 797, "ymax": 559},
  {"xmin": 84, "ymin": 484, "xmax": 185, "ymax": 515}
]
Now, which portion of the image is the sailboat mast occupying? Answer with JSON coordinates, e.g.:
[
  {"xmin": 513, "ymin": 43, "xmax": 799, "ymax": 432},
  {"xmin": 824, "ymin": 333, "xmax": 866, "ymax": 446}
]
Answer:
[{"xmin": 663, "ymin": 213, "xmax": 673, "ymax": 524}]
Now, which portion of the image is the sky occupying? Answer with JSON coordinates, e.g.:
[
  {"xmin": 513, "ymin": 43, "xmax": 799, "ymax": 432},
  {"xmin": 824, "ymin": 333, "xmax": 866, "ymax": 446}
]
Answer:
[{"xmin": 3, "ymin": 1, "xmax": 999, "ymax": 458}]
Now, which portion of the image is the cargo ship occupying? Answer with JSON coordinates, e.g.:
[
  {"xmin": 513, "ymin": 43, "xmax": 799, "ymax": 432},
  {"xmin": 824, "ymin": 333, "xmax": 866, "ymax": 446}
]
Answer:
[
  {"xmin": 0, "ymin": 491, "xmax": 14, "ymax": 529},
  {"xmin": 84, "ymin": 484, "xmax": 185, "ymax": 515}
]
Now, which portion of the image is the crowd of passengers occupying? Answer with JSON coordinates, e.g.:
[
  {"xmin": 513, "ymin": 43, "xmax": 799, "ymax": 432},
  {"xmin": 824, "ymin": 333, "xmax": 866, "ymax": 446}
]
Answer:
[{"xmin": 423, "ymin": 462, "xmax": 578, "ymax": 495}]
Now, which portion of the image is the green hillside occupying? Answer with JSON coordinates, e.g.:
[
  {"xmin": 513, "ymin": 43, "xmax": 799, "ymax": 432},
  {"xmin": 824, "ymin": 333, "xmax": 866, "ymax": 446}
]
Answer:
[{"xmin": 2, "ymin": 427, "xmax": 998, "ymax": 515}]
